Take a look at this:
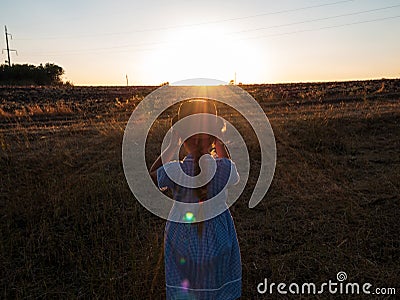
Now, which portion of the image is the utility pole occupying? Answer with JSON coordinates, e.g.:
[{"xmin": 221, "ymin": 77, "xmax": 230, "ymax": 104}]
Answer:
[
  {"xmin": 3, "ymin": 26, "xmax": 17, "ymax": 66},
  {"xmin": 126, "ymin": 74, "xmax": 129, "ymax": 86}
]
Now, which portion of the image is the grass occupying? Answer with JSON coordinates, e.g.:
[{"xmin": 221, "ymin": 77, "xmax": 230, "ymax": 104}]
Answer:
[
  {"xmin": 1, "ymin": 81, "xmax": 399, "ymax": 298},
  {"xmin": 0, "ymin": 101, "xmax": 74, "ymax": 118}
]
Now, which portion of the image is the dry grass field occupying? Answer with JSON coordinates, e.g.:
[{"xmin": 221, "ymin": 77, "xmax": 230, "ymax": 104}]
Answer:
[{"xmin": 1, "ymin": 79, "xmax": 399, "ymax": 299}]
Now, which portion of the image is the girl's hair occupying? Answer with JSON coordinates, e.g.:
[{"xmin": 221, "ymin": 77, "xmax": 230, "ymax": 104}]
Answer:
[{"xmin": 177, "ymin": 99, "xmax": 217, "ymax": 237}]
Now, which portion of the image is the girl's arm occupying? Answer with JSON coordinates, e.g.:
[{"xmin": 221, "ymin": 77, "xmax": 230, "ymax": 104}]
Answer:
[{"xmin": 149, "ymin": 129, "xmax": 181, "ymax": 184}]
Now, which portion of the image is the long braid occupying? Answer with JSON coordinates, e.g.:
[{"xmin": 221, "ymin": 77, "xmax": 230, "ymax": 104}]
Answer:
[
  {"xmin": 193, "ymin": 143, "xmax": 208, "ymax": 238},
  {"xmin": 177, "ymin": 99, "xmax": 217, "ymax": 237}
]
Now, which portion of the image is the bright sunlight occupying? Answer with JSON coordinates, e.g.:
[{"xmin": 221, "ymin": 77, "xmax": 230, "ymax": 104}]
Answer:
[{"xmin": 144, "ymin": 25, "xmax": 270, "ymax": 84}]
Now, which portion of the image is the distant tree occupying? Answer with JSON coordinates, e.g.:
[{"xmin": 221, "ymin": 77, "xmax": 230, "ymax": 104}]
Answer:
[
  {"xmin": 0, "ymin": 63, "xmax": 65, "ymax": 86},
  {"xmin": 44, "ymin": 63, "xmax": 64, "ymax": 84}
]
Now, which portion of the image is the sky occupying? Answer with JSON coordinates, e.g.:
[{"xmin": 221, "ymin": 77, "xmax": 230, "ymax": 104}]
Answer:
[{"xmin": 1, "ymin": 0, "xmax": 400, "ymax": 85}]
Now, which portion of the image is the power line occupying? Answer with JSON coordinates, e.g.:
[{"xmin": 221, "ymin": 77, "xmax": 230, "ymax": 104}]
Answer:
[
  {"xmin": 25, "ymin": 14, "xmax": 400, "ymax": 59},
  {"xmin": 134, "ymin": 0, "xmax": 355, "ymax": 29},
  {"xmin": 2, "ymin": 26, "xmax": 18, "ymax": 66},
  {"xmin": 229, "ymin": 4, "xmax": 400, "ymax": 35},
  {"xmin": 15, "ymin": 0, "xmax": 355, "ymax": 41},
  {"xmin": 25, "ymin": 10, "xmax": 400, "ymax": 57},
  {"xmin": 244, "ymin": 14, "xmax": 400, "ymax": 40}
]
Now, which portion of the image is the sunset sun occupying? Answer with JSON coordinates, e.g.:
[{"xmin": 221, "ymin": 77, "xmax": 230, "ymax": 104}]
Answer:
[{"xmin": 145, "ymin": 25, "xmax": 269, "ymax": 84}]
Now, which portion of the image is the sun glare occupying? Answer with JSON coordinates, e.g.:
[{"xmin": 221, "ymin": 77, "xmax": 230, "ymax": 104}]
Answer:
[{"xmin": 145, "ymin": 25, "xmax": 269, "ymax": 84}]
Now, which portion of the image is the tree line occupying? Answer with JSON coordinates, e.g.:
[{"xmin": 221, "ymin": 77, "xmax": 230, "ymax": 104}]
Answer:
[{"xmin": 0, "ymin": 63, "xmax": 65, "ymax": 86}]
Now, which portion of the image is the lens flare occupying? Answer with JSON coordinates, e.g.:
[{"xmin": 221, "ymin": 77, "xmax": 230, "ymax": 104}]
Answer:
[
  {"xmin": 221, "ymin": 122, "xmax": 227, "ymax": 133},
  {"xmin": 122, "ymin": 81, "xmax": 277, "ymax": 222},
  {"xmin": 180, "ymin": 257, "xmax": 186, "ymax": 265},
  {"xmin": 182, "ymin": 279, "xmax": 190, "ymax": 290},
  {"xmin": 183, "ymin": 212, "xmax": 196, "ymax": 222}
]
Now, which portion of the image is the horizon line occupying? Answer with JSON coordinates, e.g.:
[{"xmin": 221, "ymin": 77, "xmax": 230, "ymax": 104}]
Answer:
[{"xmin": 68, "ymin": 76, "xmax": 400, "ymax": 87}]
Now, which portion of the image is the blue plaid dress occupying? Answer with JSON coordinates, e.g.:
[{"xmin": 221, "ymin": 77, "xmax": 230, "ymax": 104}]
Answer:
[{"xmin": 157, "ymin": 154, "xmax": 242, "ymax": 300}]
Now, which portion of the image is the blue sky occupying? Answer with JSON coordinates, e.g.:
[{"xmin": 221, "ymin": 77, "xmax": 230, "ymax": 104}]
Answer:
[{"xmin": 1, "ymin": 0, "xmax": 400, "ymax": 85}]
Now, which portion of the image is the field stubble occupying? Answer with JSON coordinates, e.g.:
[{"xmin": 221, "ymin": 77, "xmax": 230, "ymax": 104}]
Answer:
[{"xmin": 1, "ymin": 80, "xmax": 399, "ymax": 299}]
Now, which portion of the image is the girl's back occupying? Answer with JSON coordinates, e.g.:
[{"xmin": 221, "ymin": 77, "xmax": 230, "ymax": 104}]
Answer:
[
  {"xmin": 158, "ymin": 154, "xmax": 242, "ymax": 300},
  {"xmin": 150, "ymin": 99, "xmax": 242, "ymax": 299}
]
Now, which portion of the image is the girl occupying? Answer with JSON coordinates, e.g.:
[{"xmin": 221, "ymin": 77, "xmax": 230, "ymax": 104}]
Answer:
[{"xmin": 150, "ymin": 99, "xmax": 242, "ymax": 300}]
